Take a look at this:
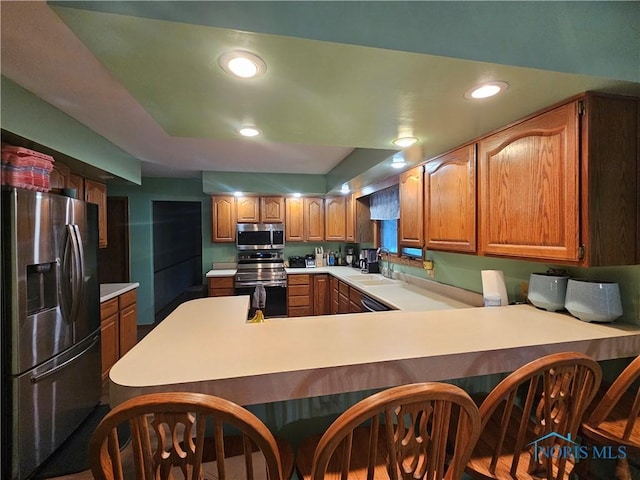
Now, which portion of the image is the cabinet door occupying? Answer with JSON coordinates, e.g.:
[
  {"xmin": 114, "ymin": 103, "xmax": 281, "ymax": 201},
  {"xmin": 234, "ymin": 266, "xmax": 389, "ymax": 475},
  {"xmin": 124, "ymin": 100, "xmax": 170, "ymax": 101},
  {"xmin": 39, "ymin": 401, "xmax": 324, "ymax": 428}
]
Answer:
[
  {"xmin": 119, "ymin": 302, "xmax": 137, "ymax": 357},
  {"xmin": 304, "ymin": 197, "xmax": 325, "ymax": 241},
  {"xmin": 68, "ymin": 173, "xmax": 85, "ymax": 199},
  {"xmin": 313, "ymin": 274, "xmax": 330, "ymax": 316},
  {"xmin": 260, "ymin": 197, "xmax": 285, "ymax": 223},
  {"xmin": 399, "ymin": 166, "xmax": 424, "ymax": 248},
  {"xmin": 325, "ymin": 197, "xmax": 346, "ymax": 241},
  {"xmin": 49, "ymin": 162, "xmax": 70, "ymax": 190},
  {"xmin": 345, "ymin": 194, "xmax": 355, "ymax": 242},
  {"xmin": 349, "ymin": 287, "xmax": 362, "ymax": 313},
  {"xmin": 211, "ymin": 196, "xmax": 236, "ymax": 242},
  {"xmin": 84, "ymin": 179, "xmax": 107, "ymax": 248},
  {"xmin": 100, "ymin": 315, "xmax": 119, "ymax": 381},
  {"xmin": 478, "ymin": 102, "xmax": 579, "ymax": 261},
  {"xmin": 100, "ymin": 298, "xmax": 119, "ymax": 381},
  {"xmin": 236, "ymin": 197, "xmax": 260, "ymax": 223},
  {"xmin": 285, "ymin": 197, "xmax": 304, "ymax": 241},
  {"xmin": 425, "ymin": 144, "xmax": 477, "ymax": 253}
]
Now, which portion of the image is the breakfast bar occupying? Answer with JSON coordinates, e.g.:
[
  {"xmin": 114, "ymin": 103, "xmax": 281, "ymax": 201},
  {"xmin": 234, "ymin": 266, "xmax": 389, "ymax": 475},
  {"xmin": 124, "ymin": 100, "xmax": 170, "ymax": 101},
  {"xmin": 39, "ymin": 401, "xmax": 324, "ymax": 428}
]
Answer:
[{"xmin": 109, "ymin": 296, "xmax": 640, "ymax": 408}]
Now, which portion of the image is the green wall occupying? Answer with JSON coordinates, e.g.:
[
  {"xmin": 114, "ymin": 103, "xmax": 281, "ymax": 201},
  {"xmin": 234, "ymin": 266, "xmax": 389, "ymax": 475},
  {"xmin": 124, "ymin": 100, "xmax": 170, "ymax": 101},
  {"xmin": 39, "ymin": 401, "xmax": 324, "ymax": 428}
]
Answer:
[
  {"xmin": 395, "ymin": 252, "xmax": 640, "ymax": 326},
  {"xmin": 108, "ymin": 177, "xmax": 214, "ymax": 325}
]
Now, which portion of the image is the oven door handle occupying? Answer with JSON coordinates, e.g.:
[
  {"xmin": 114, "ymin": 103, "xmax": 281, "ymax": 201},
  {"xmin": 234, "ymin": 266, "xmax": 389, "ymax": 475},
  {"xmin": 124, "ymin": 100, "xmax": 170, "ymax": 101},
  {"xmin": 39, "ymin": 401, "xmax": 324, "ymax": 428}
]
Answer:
[{"xmin": 235, "ymin": 281, "xmax": 287, "ymax": 288}]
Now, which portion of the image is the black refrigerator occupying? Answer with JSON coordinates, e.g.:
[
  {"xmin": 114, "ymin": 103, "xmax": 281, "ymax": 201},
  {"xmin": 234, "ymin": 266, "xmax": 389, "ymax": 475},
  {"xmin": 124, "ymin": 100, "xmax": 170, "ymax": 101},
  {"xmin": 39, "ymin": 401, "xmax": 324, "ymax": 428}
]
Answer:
[{"xmin": 1, "ymin": 187, "xmax": 102, "ymax": 480}]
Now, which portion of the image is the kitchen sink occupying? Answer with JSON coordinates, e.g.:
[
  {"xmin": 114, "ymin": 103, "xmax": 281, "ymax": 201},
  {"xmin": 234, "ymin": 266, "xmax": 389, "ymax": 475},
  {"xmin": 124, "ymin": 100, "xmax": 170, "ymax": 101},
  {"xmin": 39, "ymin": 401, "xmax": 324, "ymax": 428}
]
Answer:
[
  {"xmin": 344, "ymin": 274, "xmax": 400, "ymax": 286},
  {"xmin": 357, "ymin": 278, "xmax": 400, "ymax": 286},
  {"xmin": 345, "ymin": 274, "xmax": 383, "ymax": 281}
]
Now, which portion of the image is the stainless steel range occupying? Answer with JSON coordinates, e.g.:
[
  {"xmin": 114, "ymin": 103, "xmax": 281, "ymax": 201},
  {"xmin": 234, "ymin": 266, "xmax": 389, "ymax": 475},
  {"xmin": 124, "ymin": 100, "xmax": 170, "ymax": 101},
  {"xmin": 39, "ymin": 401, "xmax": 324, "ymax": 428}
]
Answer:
[
  {"xmin": 235, "ymin": 250, "xmax": 286, "ymax": 288},
  {"xmin": 234, "ymin": 224, "xmax": 287, "ymax": 317}
]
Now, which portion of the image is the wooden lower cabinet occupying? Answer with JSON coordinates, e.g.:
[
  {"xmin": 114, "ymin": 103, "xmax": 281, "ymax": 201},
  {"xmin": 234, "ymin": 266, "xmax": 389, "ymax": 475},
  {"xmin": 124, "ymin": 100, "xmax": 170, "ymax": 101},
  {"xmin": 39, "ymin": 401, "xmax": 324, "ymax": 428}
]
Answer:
[
  {"xmin": 287, "ymin": 274, "xmax": 313, "ymax": 317},
  {"xmin": 313, "ymin": 274, "xmax": 330, "ymax": 316},
  {"xmin": 208, "ymin": 276, "xmax": 235, "ymax": 296},
  {"xmin": 100, "ymin": 288, "xmax": 138, "ymax": 382},
  {"xmin": 118, "ymin": 289, "xmax": 137, "ymax": 357},
  {"xmin": 349, "ymin": 287, "xmax": 363, "ymax": 313},
  {"xmin": 99, "ymin": 298, "xmax": 119, "ymax": 383},
  {"xmin": 290, "ymin": 273, "xmax": 368, "ymax": 316}
]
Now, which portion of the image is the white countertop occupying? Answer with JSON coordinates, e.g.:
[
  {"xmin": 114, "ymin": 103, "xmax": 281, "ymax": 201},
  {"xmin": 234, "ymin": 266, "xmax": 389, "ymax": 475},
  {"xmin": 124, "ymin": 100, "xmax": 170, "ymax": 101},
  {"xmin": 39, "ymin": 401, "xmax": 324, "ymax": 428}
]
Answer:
[
  {"xmin": 109, "ymin": 296, "xmax": 640, "ymax": 408},
  {"xmin": 100, "ymin": 282, "xmax": 140, "ymax": 302},
  {"xmin": 206, "ymin": 265, "xmax": 478, "ymax": 311}
]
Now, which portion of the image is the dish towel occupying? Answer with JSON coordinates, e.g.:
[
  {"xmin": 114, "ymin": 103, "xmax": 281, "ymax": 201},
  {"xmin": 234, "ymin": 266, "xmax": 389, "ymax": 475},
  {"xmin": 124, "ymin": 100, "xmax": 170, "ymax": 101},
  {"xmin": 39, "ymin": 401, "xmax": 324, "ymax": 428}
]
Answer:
[{"xmin": 252, "ymin": 285, "xmax": 266, "ymax": 309}]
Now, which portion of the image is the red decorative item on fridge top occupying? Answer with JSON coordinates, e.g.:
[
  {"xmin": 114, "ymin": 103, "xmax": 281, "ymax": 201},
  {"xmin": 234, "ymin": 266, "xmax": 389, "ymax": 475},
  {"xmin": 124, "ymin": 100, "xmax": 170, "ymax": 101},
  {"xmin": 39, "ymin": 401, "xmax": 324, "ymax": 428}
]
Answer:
[{"xmin": 1, "ymin": 145, "xmax": 54, "ymax": 192}]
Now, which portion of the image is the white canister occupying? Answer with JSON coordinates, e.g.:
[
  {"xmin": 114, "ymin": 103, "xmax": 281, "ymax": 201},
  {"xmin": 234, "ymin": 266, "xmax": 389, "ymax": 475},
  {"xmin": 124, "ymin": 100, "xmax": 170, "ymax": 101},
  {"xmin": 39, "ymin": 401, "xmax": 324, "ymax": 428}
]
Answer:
[
  {"xmin": 527, "ymin": 273, "xmax": 570, "ymax": 312},
  {"xmin": 564, "ymin": 279, "xmax": 623, "ymax": 322}
]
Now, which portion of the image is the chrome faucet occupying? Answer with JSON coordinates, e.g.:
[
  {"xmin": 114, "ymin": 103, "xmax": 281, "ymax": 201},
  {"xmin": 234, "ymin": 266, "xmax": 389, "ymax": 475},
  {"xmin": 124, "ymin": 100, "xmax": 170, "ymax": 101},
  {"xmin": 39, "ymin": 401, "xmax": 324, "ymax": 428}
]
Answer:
[{"xmin": 378, "ymin": 247, "xmax": 393, "ymax": 278}]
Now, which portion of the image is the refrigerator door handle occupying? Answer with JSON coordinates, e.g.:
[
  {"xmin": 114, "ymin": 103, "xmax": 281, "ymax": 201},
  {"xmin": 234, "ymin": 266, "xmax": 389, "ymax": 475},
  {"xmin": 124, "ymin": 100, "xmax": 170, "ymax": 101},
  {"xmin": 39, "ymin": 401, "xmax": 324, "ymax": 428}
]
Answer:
[
  {"xmin": 60, "ymin": 225, "xmax": 75, "ymax": 323},
  {"xmin": 30, "ymin": 334, "xmax": 100, "ymax": 384},
  {"xmin": 70, "ymin": 224, "xmax": 86, "ymax": 324}
]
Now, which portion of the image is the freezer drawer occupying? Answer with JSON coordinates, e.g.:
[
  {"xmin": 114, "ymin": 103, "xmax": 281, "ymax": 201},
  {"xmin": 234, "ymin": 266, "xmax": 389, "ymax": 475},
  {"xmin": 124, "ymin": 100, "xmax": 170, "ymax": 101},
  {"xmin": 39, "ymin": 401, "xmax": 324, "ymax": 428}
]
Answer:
[{"xmin": 11, "ymin": 332, "xmax": 101, "ymax": 480}]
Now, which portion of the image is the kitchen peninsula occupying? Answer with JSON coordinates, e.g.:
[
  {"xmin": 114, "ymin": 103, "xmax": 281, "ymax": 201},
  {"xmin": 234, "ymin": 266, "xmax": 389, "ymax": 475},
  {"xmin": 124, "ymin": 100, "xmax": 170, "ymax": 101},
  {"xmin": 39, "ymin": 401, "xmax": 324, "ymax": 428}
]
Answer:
[{"xmin": 109, "ymin": 293, "xmax": 640, "ymax": 408}]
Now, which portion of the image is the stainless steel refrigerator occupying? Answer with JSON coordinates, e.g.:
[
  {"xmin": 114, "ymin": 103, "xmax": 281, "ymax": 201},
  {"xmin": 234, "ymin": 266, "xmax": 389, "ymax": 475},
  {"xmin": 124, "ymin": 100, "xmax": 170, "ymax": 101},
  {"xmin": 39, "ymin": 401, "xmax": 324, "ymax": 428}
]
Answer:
[{"xmin": 1, "ymin": 187, "xmax": 102, "ymax": 480}]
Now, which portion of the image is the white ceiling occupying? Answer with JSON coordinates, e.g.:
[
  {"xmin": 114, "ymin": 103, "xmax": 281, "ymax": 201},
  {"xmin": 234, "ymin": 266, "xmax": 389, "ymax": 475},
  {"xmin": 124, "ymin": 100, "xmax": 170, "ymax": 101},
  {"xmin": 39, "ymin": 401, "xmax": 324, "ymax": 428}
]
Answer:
[{"xmin": 1, "ymin": 1, "xmax": 639, "ymax": 193}]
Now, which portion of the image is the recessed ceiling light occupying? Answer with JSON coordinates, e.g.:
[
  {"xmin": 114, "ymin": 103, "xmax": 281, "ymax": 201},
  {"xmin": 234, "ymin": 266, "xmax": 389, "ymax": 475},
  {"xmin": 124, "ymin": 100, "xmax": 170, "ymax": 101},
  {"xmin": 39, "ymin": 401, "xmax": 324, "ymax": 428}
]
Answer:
[
  {"xmin": 234, "ymin": 191, "xmax": 244, "ymax": 197},
  {"xmin": 391, "ymin": 153, "xmax": 406, "ymax": 169},
  {"xmin": 219, "ymin": 51, "xmax": 266, "ymax": 79},
  {"xmin": 392, "ymin": 136, "xmax": 418, "ymax": 148},
  {"xmin": 292, "ymin": 192, "xmax": 302, "ymax": 198},
  {"xmin": 238, "ymin": 126, "xmax": 261, "ymax": 137},
  {"xmin": 341, "ymin": 183, "xmax": 350, "ymax": 194},
  {"xmin": 464, "ymin": 81, "xmax": 509, "ymax": 100}
]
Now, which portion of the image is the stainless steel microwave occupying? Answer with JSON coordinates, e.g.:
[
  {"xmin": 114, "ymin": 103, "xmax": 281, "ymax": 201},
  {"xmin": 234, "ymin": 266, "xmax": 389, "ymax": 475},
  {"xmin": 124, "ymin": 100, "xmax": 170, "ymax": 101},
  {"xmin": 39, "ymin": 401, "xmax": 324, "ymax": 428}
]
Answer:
[{"xmin": 236, "ymin": 223, "xmax": 285, "ymax": 250}]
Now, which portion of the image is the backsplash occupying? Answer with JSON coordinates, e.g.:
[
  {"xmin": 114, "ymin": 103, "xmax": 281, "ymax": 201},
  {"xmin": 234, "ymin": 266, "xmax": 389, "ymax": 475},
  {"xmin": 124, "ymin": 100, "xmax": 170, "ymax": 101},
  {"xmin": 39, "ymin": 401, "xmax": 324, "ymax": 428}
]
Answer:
[{"xmin": 394, "ymin": 251, "xmax": 640, "ymax": 326}]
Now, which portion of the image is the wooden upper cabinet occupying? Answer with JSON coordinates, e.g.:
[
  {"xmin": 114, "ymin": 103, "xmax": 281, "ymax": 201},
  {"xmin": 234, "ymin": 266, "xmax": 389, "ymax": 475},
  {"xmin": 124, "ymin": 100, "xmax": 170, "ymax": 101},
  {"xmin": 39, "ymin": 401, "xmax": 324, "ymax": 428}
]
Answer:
[
  {"xmin": 399, "ymin": 166, "xmax": 424, "ymax": 248},
  {"xmin": 580, "ymin": 93, "xmax": 638, "ymax": 266},
  {"xmin": 425, "ymin": 144, "xmax": 477, "ymax": 253},
  {"xmin": 478, "ymin": 93, "xmax": 640, "ymax": 266},
  {"xmin": 345, "ymin": 194, "xmax": 355, "ymax": 242},
  {"xmin": 260, "ymin": 196, "xmax": 285, "ymax": 223},
  {"xmin": 211, "ymin": 196, "xmax": 236, "ymax": 242},
  {"xmin": 84, "ymin": 179, "xmax": 107, "ymax": 248},
  {"xmin": 325, "ymin": 196, "xmax": 346, "ymax": 241},
  {"xmin": 478, "ymin": 101, "xmax": 580, "ymax": 262},
  {"xmin": 304, "ymin": 197, "xmax": 325, "ymax": 241},
  {"xmin": 68, "ymin": 173, "xmax": 85, "ymax": 200},
  {"xmin": 49, "ymin": 162, "xmax": 70, "ymax": 190},
  {"xmin": 236, "ymin": 196, "xmax": 285, "ymax": 223},
  {"xmin": 285, "ymin": 197, "xmax": 305, "ymax": 241},
  {"xmin": 236, "ymin": 196, "xmax": 260, "ymax": 223}
]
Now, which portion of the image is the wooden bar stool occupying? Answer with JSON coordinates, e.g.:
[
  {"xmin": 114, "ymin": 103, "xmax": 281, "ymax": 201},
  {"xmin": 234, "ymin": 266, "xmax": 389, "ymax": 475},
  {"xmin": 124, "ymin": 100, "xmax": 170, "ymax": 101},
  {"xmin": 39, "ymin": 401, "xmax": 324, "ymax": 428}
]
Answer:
[
  {"xmin": 295, "ymin": 382, "xmax": 481, "ymax": 480},
  {"xmin": 464, "ymin": 351, "xmax": 602, "ymax": 480},
  {"xmin": 578, "ymin": 355, "xmax": 640, "ymax": 480},
  {"xmin": 89, "ymin": 392, "xmax": 293, "ymax": 480}
]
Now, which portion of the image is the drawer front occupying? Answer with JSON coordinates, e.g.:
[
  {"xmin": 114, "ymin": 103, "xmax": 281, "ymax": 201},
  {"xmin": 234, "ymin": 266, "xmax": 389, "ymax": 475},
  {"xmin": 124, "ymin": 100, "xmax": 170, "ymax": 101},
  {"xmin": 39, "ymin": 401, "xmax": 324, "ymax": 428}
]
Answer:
[
  {"xmin": 288, "ymin": 306, "xmax": 313, "ymax": 317},
  {"xmin": 209, "ymin": 288, "xmax": 235, "ymax": 297},
  {"xmin": 288, "ymin": 295, "xmax": 311, "ymax": 307},
  {"xmin": 288, "ymin": 274, "xmax": 310, "ymax": 285},
  {"xmin": 208, "ymin": 277, "xmax": 234, "ymax": 288},
  {"xmin": 119, "ymin": 289, "xmax": 137, "ymax": 309},
  {"xmin": 100, "ymin": 298, "xmax": 118, "ymax": 321},
  {"xmin": 339, "ymin": 281, "xmax": 350, "ymax": 296},
  {"xmin": 288, "ymin": 285, "xmax": 310, "ymax": 297}
]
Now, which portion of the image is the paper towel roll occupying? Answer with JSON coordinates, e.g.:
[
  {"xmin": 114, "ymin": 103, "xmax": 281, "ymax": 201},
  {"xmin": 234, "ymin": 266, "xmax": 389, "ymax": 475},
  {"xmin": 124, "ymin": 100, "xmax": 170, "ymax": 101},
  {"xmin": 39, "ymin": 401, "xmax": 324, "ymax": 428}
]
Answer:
[{"xmin": 481, "ymin": 270, "xmax": 508, "ymax": 306}]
